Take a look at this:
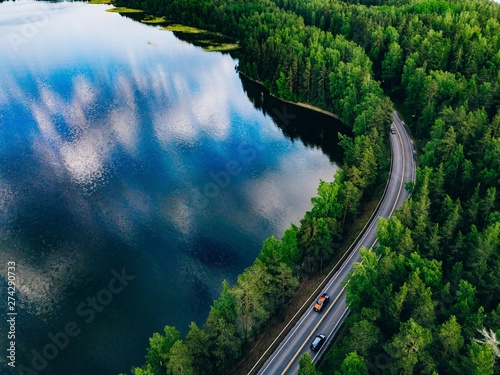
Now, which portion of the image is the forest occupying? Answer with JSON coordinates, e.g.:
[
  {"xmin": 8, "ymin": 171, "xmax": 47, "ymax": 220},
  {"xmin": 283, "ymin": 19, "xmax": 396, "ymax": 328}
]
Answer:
[{"xmin": 112, "ymin": 0, "xmax": 500, "ymax": 374}]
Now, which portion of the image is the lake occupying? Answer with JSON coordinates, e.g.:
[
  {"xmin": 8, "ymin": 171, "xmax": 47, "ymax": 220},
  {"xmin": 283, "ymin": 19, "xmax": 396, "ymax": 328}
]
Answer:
[{"xmin": 0, "ymin": 1, "xmax": 344, "ymax": 374}]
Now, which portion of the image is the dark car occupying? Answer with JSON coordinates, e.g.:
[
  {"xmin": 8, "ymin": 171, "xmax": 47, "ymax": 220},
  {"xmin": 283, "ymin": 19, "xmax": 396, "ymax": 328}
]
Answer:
[
  {"xmin": 390, "ymin": 127, "xmax": 396, "ymax": 134},
  {"xmin": 313, "ymin": 292, "xmax": 330, "ymax": 312},
  {"xmin": 310, "ymin": 334, "xmax": 326, "ymax": 352}
]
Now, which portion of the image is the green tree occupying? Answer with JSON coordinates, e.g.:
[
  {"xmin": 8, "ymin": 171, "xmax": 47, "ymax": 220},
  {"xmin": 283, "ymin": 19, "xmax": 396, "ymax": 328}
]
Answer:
[
  {"xmin": 299, "ymin": 216, "xmax": 336, "ymax": 274},
  {"xmin": 391, "ymin": 270, "xmax": 435, "ymax": 328},
  {"xmin": 346, "ymin": 249, "xmax": 379, "ymax": 312},
  {"xmin": 185, "ymin": 322, "xmax": 212, "ymax": 375},
  {"xmin": 167, "ymin": 341, "xmax": 196, "ymax": 375},
  {"xmin": 275, "ymin": 262, "xmax": 299, "ymax": 307},
  {"xmin": 131, "ymin": 366, "xmax": 154, "ymax": 375},
  {"xmin": 479, "ymin": 187, "xmax": 496, "ymax": 228},
  {"xmin": 276, "ymin": 71, "xmax": 293, "ymax": 101},
  {"xmin": 212, "ymin": 280, "xmax": 237, "ymax": 324},
  {"xmin": 233, "ymin": 261, "xmax": 271, "ymax": 339},
  {"xmin": 146, "ymin": 326, "xmax": 181, "ymax": 374},
  {"xmin": 384, "ymin": 319, "xmax": 433, "ymax": 374},
  {"xmin": 438, "ymin": 315, "xmax": 464, "ymax": 356},
  {"xmin": 298, "ymin": 353, "xmax": 321, "ymax": 375},
  {"xmin": 377, "ymin": 217, "xmax": 414, "ymax": 255},
  {"xmin": 310, "ymin": 170, "xmax": 344, "ymax": 219},
  {"xmin": 204, "ymin": 308, "xmax": 241, "ymax": 374},
  {"xmin": 451, "ymin": 280, "xmax": 476, "ymax": 325},
  {"xmin": 341, "ymin": 180, "xmax": 362, "ymax": 230},
  {"xmin": 259, "ymin": 236, "xmax": 282, "ymax": 266},
  {"xmin": 464, "ymin": 342, "xmax": 495, "ymax": 375},
  {"xmin": 409, "ymin": 167, "xmax": 432, "ymax": 249},
  {"xmin": 344, "ymin": 320, "xmax": 382, "ymax": 357},
  {"xmin": 281, "ymin": 224, "xmax": 301, "ymax": 266},
  {"xmin": 382, "ymin": 42, "xmax": 403, "ymax": 85},
  {"xmin": 474, "ymin": 328, "xmax": 500, "ymax": 360},
  {"xmin": 335, "ymin": 352, "xmax": 368, "ymax": 375}
]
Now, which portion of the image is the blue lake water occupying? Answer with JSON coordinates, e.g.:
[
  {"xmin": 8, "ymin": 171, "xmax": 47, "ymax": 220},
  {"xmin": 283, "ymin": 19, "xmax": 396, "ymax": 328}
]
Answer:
[{"xmin": 0, "ymin": 2, "xmax": 344, "ymax": 374}]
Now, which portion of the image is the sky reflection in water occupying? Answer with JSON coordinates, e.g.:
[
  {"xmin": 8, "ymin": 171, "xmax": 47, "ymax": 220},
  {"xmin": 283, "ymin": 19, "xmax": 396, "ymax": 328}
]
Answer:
[{"xmin": 0, "ymin": 2, "xmax": 340, "ymax": 374}]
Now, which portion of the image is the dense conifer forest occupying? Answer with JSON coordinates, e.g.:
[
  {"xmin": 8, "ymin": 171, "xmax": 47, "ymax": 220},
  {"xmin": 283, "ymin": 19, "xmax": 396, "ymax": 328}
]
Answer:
[{"xmin": 112, "ymin": 0, "xmax": 500, "ymax": 373}]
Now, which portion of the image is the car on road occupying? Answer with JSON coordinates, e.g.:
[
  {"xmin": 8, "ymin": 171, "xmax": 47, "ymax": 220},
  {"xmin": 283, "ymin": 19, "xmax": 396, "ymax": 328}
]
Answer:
[
  {"xmin": 390, "ymin": 127, "xmax": 396, "ymax": 134},
  {"xmin": 313, "ymin": 292, "xmax": 330, "ymax": 312},
  {"xmin": 310, "ymin": 334, "xmax": 326, "ymax": 351}
]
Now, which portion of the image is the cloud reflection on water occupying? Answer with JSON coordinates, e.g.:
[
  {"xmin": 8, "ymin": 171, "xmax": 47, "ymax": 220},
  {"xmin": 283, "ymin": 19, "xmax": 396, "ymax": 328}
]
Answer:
[
  {"xmin": 0, "ymin": 12, "xmax": 338, "ymax": 292},
  {"xmin": 0, "ymin": 19, "xmax": 338, "ymax": 292},
  {"xmin": 0, "ymin": 2, "xmax": 339, "ymax": 373}
]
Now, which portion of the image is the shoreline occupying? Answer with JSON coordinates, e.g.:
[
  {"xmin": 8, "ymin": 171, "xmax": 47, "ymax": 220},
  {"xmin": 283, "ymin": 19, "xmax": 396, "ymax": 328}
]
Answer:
[
  {"xmin": 239, "ymin": 73, "xmax": 340, "ymax": 120},
  {"xmin": 93, "ymin": 3, "xmax": 239, "ymax": 52}
]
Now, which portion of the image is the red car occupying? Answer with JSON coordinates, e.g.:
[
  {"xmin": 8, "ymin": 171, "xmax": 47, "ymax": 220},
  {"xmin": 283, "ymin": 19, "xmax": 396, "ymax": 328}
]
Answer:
[{"xmin": 313, "ymin": 293, "xmax": 330, "ymax": 312}]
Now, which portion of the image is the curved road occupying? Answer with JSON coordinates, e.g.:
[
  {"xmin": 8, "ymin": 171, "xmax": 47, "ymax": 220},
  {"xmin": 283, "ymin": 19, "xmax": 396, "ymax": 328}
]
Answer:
[{"xmin": 250, "ymin": 111, "xmax": 416, "ymax": 375}]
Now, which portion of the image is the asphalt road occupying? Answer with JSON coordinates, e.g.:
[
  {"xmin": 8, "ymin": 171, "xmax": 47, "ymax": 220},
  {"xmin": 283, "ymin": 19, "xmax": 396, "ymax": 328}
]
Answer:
[{"xmin": 252, "ymin": 111, "xmax": 417, "ymax": 375}]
